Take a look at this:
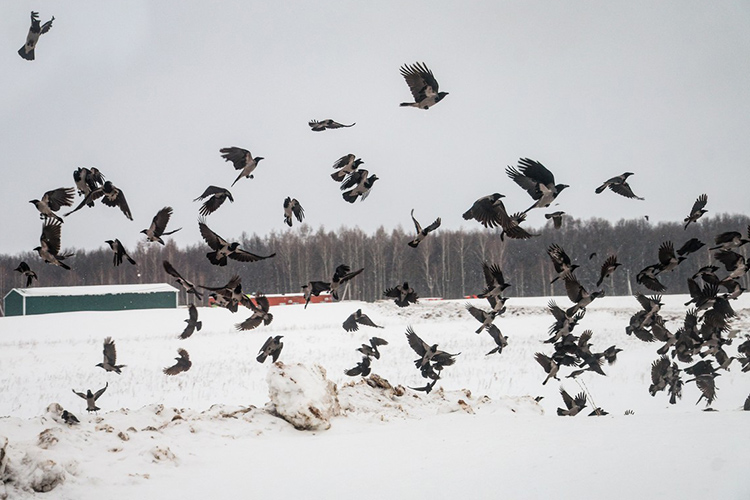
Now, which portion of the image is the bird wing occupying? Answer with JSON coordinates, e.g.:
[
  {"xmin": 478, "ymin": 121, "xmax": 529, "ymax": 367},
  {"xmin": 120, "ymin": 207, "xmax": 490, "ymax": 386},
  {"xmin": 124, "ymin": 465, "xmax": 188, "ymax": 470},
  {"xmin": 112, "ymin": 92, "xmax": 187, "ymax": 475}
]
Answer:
[
  {"xmin": 65, "ymin": 187, "xmax": 104, "ymax": 216},
  {"xmin": 150, "ymin": 207, "xmax": 173, "ymax": 237},
  {"xmin": 220, "ymin": 147, "xmax": 251, "ymax": 170},
  {"xmin": 40, "ymin": 219, "xmax": 63, "ymax": 255},
  {"xmin": 573, "ymin": 392, "xmax": 587, "ymax": 408},
  {"xmin": 291, "ymin": 199, "xmax": 304, "ymax": 222},
  {"xmin": 343, "ymin": 313, "xmax": 359, "ymax": 332},
  {"xmin": 198, "ymin": 220, "xmax": 226, "ymax": 250},
  {"xmin": 534, "ymin": 353, "xmax": 552, "ymax": 372},
  {"xmin": 103, "ymin": 337, "xmax": 117, "ymax": 365},
  {"xmin": 162, "ymin": 260, "xmax": 184, "ymax": 280},
  {"xmin": 547, "ymin": 301, "xmax": 566, "ymax": 322},
  {"xmin": 658, "ymin": 241, "xmax": 676, "ymax": 265},
  {"xmin": 487, "ymin": 324, "xmax": 506, "ymax": 345},
  {"xmin": 72, "ymin": 389, "xmax": 87, "ymax": 400},
  {"xmin": 101, "ymin": 185, "xmax": 133, "ymax": 220},
  {"xmin": 93, "ymin": 382, "xmax": 108, "ymax": 401},
  {"xmin": 715, "ymin": 250, "xmax": 741, "ymax": 271},
  {"xmin": 563, "ymin": 274, "xmax": 584, "ymax": 303},
  {"xmin": 229, "ymin": 248, "xmax": 276, "ymax": 263},
  {"xmin": 410, "ymin": 209, "xmax": 423, "ymax": 234},
  {"xmin": 465, "ymin": 304, "xmax": 487, "ymax": 323},
  {"xmin": 383, "ymin": 286, "xmax": 400, "ymax": 298},
  {"xmin": 506, "ymin": 166, "xmax": 541, "ymax": 199},
  {"xmin": 400, "ymin": 62, "xmax": 440, "ymax": 101},
  {"xmin": 194, "ymin": 185, "xmax": 226, "ymax": 201},
  {"xmin": 40, "ymin": 16, "xmax": 54, "ymax": 34},
  {"xmin": 517, "ymin": 158, "xmax": 556, "ymax": 187},
  {"xmin": 559, "ymin": 389, "xmax": 574, "ymax": 410},
  {"xmin": 332, "ymin": 154, "xmax": 355, "ymax": 169},
  {"xmin": 609, "ymin": 182, "xmax": 643, "ymax": 199},
  {"xmin": 358, "ymin": 314, "xmax": 382, "ymax": 329},
  {"xmin": 424, "ymin": 217, "xmax": 441, "ymax": 234},
  {"xmin": 235, "ymin": 314, "xmax": 263, "ymax": 331},
  {"xmin": 43, "ymin": 188, "xmax": 75, "ymax": 211},
  {"xmin": 482, "ymin": 262, "xmax": 505, "ymax": 288},
  {"xmin": 340, "ymin": 170, "xmax": 367, "ymax": 190},
  {"xmin": 406, "ymin": 326, "xmax": 428, "ymax": 357},
  {"xmin": 690, "ymin": 194, "xmax": 708, "ymax": 214},
  {"xmin": 188, "ymin": 304, "xmax": 198, "ymax": 322}
]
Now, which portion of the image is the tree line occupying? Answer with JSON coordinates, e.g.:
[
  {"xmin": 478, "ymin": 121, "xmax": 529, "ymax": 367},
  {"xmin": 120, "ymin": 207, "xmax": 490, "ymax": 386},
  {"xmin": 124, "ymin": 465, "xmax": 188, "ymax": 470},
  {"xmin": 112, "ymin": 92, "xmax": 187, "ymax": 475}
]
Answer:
[{"xmin": 1, "ymin": 213, "xmax": 748, "ymax": 313}]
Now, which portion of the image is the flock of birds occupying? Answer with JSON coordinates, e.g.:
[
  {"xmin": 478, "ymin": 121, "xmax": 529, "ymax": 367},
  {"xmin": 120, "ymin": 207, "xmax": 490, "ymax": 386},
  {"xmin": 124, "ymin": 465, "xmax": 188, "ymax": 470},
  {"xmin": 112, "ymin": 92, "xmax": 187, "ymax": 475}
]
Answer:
[{"xmin": 14, "ymin": 11, "xmax": 750, "ymax": 419}]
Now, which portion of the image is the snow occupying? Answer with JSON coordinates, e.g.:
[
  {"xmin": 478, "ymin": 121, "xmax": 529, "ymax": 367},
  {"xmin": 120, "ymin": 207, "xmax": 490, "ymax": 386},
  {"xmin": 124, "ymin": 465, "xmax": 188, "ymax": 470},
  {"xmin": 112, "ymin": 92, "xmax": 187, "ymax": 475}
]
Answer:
[
  {"xmin": 0, "ymin": 295, "xmax": 748, "ymax": 499},
  {"xmin": 6, "ymin": 283, "xmax": 178, "ymax": 298}
]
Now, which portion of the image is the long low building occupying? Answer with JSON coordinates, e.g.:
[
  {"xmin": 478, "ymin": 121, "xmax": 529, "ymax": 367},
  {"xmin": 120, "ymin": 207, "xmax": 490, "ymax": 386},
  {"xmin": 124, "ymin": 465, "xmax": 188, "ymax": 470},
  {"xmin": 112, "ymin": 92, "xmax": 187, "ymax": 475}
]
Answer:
[{"xmin": 3, "ymin": 283, "xmax": 179, "ymax": 316}]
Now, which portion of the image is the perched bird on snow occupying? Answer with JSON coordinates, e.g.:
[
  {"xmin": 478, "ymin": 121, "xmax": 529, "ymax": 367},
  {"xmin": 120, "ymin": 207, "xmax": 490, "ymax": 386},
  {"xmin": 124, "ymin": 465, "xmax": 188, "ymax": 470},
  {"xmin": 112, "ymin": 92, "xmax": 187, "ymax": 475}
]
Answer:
[
  {"xmin": 180, "ymin": 304, "xmax": 202, "ymax": 339},
  {"xmin": 309, "ymin": 119, "xmax": 355, "ymax": 131},
  {"xmin": 61, "ymin": 410, "xmax": 80, "ymax": 425},
  {"xmin": 72, "ymin": 383, "xmax": 108, "ymax": 412},
  {"xmin": 65, "ymin": 181, "xmax": 133, "ymax": 220},
  {"xmin": 220, "ymin": 147, "xmax": 264, "ymax": 187},
  {"xmin": 34, "ymin": 219, "xmax": 72, "ymax": 270},
  {"xmin": 14, "ymin": 261, "xmax": 37, "ymax": 287},
  {"xmin": 545, "ymin": 211, "xmax": 565, "ymax": 229},
  {"xmin": 357, "ymin": 337, "xmax": 389, "ymax": 360},
  {"xmin": 408, "ymin": 209, "xmax": 441, "ymax": 247},
  {"xmin": 596, "ymin": 254, "xmax": 621, "ymax": 287},
  {"xmin": 18, "ymin": 11, "xmax": 54, "ymax": 61},
  {"xmin": 199, "ymin": 218, "xmax": 276, "ymax": 266},
  {"xmin": 384, "ymin": 282, "xmax": 418, "ymax": 307},
  {"xmin": 141, "ymin": 207, "xmax": 181, "ymax": 244},
  {"xmin": 29, "ymin": 188, "xmax": 74, "ymax": 223},
  {"xmin": 283, "ymin": 197, "xmax": 305, "ymax": 227},
  {"xmin": 235, "ymin": 294, "xmax": 274, "ymax": 331},
  {"xmin": 684, "ymin": 194, "xmax": 708, "ymax": 229},
  {"xmin": 163, "ymin": 260, "xmax": 203, "ymax": 301},
  {"xmin": 105, "ymin": 239, "xmax": 136, "ymax": 266},
  {"xmin": 343, "ymin": 309, "xmax": 383, "ymax": 332},
  {"xmin": 594, "ymin": 172, "xmax": 644, "ymax": 200},
  {"xmin": 341, "ymin": 169, "xmax": 378, "ymax": 203},
  {"xmin": 399, "ymin": 62, "xmax": 449, "ymax": 109},
  {"xmin": 96, "ymin": 337, "xmax": 125, "ymax": 374},
  {"xmin": 331, "ymin": 154, "xmax": 364, "ymax": 182},
  {"xmin": 506, "ymin": 158, "xmax": 569, "ymax": 213},
  {"xmin": 164, "ymin": 348, "xmax": 192, "ymax": 375},
  {"xmin": 193, "ymin": 186, "xmax": 233, "ymax": 216},
  {"xmin": 257, "ymin": 336, "xmax": 284, "ymax": 364},
  {"xmin": 557, "ymin": 388, "xmax": 587, "ymax": 416}
]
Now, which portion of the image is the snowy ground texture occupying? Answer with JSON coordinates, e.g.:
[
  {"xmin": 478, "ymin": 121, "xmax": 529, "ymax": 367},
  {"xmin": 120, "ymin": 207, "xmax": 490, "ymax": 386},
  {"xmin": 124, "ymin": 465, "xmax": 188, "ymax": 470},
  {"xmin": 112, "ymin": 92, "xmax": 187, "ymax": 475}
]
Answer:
[{"xmin": 1, "ymin": 295, "xmax": 749, "ymax": 499}]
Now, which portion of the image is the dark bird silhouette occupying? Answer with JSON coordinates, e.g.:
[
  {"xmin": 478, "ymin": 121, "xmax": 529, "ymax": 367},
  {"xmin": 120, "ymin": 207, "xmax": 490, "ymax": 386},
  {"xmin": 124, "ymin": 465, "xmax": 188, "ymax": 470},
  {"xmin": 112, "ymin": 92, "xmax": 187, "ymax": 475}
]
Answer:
[
  {"xmin": 343, "ymin": 309, "xmax": 383, "ymax": 332},
  {"xmin": 345, "ymin": 356, "xmax": 371, "ymax": 377},
  {"xmin": 331, "ymin": 154, "xmax": 364, "ymax": 182},
  {"xmin": 301, "ymin": 281, "xmax": 331, "ymax": 308},
  {"xmin": 477, "ymin": 262, "xmax": 511, "ymax": 301},
  {"xmin": 545, "ymin": 211, "xmax": 565, "ymax": 229},
  {"xmin": 163, "ymin": 260, "xmax": 203, "ymax": 301},
  {"xmin": 744, "ymin": 394, "xmax": 750, "ymax": 411},
  {"xmin": 96, "ymin": 337, "xmax": 125, "ymax": 374},
  {"xmin": 636, "ymin": 264, "xmax": 666, "ymax": 292},
  {"xmin": 14, "ymin": 261, "xmax": 37, "ymax": 287},
  {"xmin": 709, "ymin": 229, "xmax": 750, "ymax": 251},
  {"xmin": 399, "ymin": 62, "xmax": 448, "ymax": 109},
  {"xmin": 384, "ymin": 282, "xmax": 419, "ymax": 307},
  {"xmin": 485, "ymin": 324, "xmax": 509, "ymax": 356},
  {"xmin": 29, "ymin": 188, "xmax": 74, "ymax": 223},
  {"xmin": 506, "ymin": 158, "xmax": 569, "ymax": 213},
  {"xmin": 405, "ymin": 326, "xmax": 459, "ymax": 370},
  {"xmin": 200, "ymin": 275, "xmax": 248, "ymax": 313},
  {"xmin": 596, "ymin": 254, "xmax": 621, "ymax": 287},
  {"xmin": 466, "ymin": 303, "xmax": 497, "ymax": 334},
  {"xmin": 357, "ymin": 337, "xmax": 389, "ymax": 360},
  {"xmin": 676, "ymin": 238, "xmax": 705, "ymax": 256},
  {"xmin": 408, "ymin": 209, "xmax": 441, "ymax": 248},
  {"xmin": 73, "ymin": 167, "xmax": 105, "ymax": 200},
  {"xmin": 141, "ymin": 206, "xmax": 181, "ymax": 244},
  {"xmin": 61, "ymin": 410, "xmax": 80, "ymax": 425},
  {"xmin": 220, "ymin": 147, "xmax": 264, "ymax": 187},
  {"xmin": 546, "ymin": 300, "xmax": 585, "ymax": 343},
  {"xmin": 105, "ymin": 239, "xmax": 136, "ymax": 266},
  {"xmin": 65, "ymin": 181, "xmax": 133, "ymax": 220},
  {"xmin": 649, "ymin": 355, "xmax": 683, "ymax": 404},
  {"xmin": 409, "ymin": 379, "xmax": 438, "ymax": 394},
  {"xmin": 602, "ymin": 345, "xmax": 623, "ymax": 364},
  {"xmin": 164, "ymin": 348, "xmax": 192, "ymax": 375},
  {"xmin": 72, "ymin": 383, "xmax": 108, "ymax": 412},
  {"xmin": 714, "ymin": 250, "xmax": 749, "ymax": 281},
  {"xmin": 594, "ymin": 172, "xmax": 644, "ymax": 200},
  {"xmin": 547, "ymin": 244, "xmax": 579, "ymax": 284},
  {"xmin": 18, "ymin": 11, "xmax": 54, "ymax": 60},
  {"xmin": 341, "ymin": 169, "xmax": 379, "ymax": 203},
  {"xmin": 563, "ymin": 273, "xmax": 604, "ymax": 315},
  {"xmin": 330, "ymin": 264, "xmax": 364, "ymax": 300},
  {"xmin": 283, "ymin": 197, "xmax": 305, "ymax": 227},
  {"xmin": 193, "ymin": 186, "xmax": 233, "ymax": 216},
  {"xmin": 34, "ymin": 219, "xmax": 72, "ymax": 270},
  {"xmin": 199, "ymin": 218, "xmax": 276, "ymax": 266},
  {"xmin": 235, "ymin": 294, "xmax": 274, "ymax": 331},
  {"xmin": 684, "ymin": 194, "xmax": 708, "ymax": 229},
  {"xmin": 309, "ymin": 119, "xmax": 355, "ymax": 131},
  {"xmin": 257, "ymin": 335, "xmax": 284, "ymax": 363},
  {"xmin": 462, "ymin": 194, "xmax": 535, "ymax": 239},
  {"xmin": 657, "ymin": 241, "xmax": 686, "ymax": 273},
  {"xmin": 180, "ymin": 304, "xmax": 202, "ymax": 339},
  {"xmin": 557, "ymin": 388, "xmax": 587, "ymax": 416}
]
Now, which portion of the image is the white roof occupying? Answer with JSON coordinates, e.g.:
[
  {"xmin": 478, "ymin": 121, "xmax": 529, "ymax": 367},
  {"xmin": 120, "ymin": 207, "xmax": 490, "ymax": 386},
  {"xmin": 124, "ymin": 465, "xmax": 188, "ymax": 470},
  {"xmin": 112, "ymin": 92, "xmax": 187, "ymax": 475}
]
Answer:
[{"xmin": 8, "ymin": 283, "xmax": 179, "ymax": 298}]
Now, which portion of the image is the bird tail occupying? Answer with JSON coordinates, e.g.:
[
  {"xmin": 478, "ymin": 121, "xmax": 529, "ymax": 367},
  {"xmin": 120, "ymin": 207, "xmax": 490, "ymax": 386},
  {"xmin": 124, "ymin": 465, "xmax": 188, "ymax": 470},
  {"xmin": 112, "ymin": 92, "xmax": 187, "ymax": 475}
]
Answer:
[
  {"xmin": 342, "ymin": 191, "xmax": 358, "ymax": 203},
  {"xmin": 594, "ymin": 184, "xmax": 607, "ymax": 194},
  {"xmin": 475, "ymin": 325, "xmax": 484, "ymax": 334},
  {"xmin": 399, "ymin": 102, "xmax": 417, "ymax": 107},
  {"xmin": 127, "ymin": 255, "xmax": 136, "ymax": 265},
  {"xmin": 162, "ymin": 228, "xmax": 182, "ymax": 236},
  {"xmin": 256, "ymin": 352, "xmax": 267, "ymax": 363},
  {"xmin": 407, "ymin": 240, "xmax": 419, "ymax": 248},
  {"xmin": 18, "ymin": 46, "xmax": 34, "ymax": 60},
  {"xmin": 59, "ymin": 261, "xmax": 71, "ymax": 271},
  {"xmin": 556, "ymin": 408, "xmax": 566, "ymax": 416},
  {"xmin": 196, "ymin": 321, "xmax": 203, "ymax": 331}
]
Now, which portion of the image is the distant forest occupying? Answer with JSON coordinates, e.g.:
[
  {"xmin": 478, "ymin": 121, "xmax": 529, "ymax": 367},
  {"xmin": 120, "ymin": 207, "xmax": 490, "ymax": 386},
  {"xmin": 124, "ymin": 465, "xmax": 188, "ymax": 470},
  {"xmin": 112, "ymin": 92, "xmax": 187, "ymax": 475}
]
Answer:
[{"xmin": 1, "ymin": 213, "xmax": 749, "ymax": 312}]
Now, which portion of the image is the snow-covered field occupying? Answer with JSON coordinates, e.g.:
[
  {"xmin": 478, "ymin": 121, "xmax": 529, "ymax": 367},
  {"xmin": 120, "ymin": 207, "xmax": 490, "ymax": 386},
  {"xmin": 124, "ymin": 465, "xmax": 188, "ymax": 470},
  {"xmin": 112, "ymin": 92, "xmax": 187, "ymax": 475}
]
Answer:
[{"xmin": 1, "ymin": 295, "xmax": 748, "ymax": 499}]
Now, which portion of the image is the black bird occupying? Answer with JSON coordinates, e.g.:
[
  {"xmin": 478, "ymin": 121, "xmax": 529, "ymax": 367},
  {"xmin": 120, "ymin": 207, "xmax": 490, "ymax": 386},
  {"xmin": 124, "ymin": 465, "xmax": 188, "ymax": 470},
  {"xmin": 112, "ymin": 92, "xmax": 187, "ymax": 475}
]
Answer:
[
  {"xmin": 405, "ymin": 326, "xmax": 459, "ymax": 370},
  {"xmin": 649, "ymin": 356, "xmax": 683, "ymax": 404},
  {"xmin": 65, "ymin": 181, "xmax": 133, "ymax": 220},
  {"xmin": 345, "ymin": 356, "xmax": 372, "ymax": 377},
  {"xmin": 330, "ymin": 264, "xmax": 364, "ymax": 300},
  {"xmin": 235, "ymin": 294, "xmax": 274, "ymax": 331},
  {"xmin": 384, "ymin": 282, "xmax": 419, "ymax": 307},
  {"xmin": 636, "ymin": 264, "xmax": 666, "ymax": 292},
  {"xmin": 193, "ymin": 186, "xmax": 233, "ymax": 216},
  {"xmin": 61, "ymin": 410, "xmax": 80, "ymax": 425},
  {"xmin": 14, "ymin": 261, "xmax": 37, "ymax": 287},
  {"xmin": 200, "ymin": 275, "xmax": 248, "ymax": 313},
  {"xmin": 343, "ymin": 309, "xmax": 383, "ymax": 332},
  {"xmin": 506, "ymin": 158, "xmax": 569, "ymax": 213},
  {"xmin": 684, "ymin": 194, "xmax": 708, "ymax": 229},
  {"xmin": 18, "ymin": 11, "xmax": 54, "ymax": 60},
  {"xmin": 546, "ymin": 300, "xmax": 585, "ymax": 342},
  {"xmin": 547, "ymin": 244, "xmax": 579, "ymax": 284},
  {"xmin": 357, "ymin": 337, "xmax": 389, "ymax": 360},
  {"xmin": 199, "ymin": 219, "xmax": 276, "ymax": 266},
  {"xmin": 714, "ymin": 250, "xmax": 749, "ymax": 281},
  {"xmin": 309, "ymin": 119, "xmax": 355, "ymax": 131},
  {"xmin": 485, "ymin": 324, "xmax": 509, "ymax": 356},
  {"xmin": 596, "ymin": 254, "xmax": 621, "ymax": 287},
  {"xmin": 341, "ymin": 169, "xmax": 379, "ymax": 203},
  {"xmin": 676, "ymin": 238, "xmax": 705, "ymax": 256},
  {"xmin": 72, "ymin": 383, "xmax": 108, "ymax": 412},
  {"xmin": 331, "ymin": 154, "xmax": 364, "ymax": 182},
  {"xmin": 462, "ymin": 194, "xmax": 535, "ymax": 239},
  {"xmin": 301, "ymin": 281, "xmax": 331, "ymax": 308},
  {"xmin": 594, "ymin": 172, "xmax": 644, "ymax": 200},
  {"xmin": 408, "ymin": 209, "xmax": 441, "ymax": 248},
  {"xmin": 164, "ymin": 348, "xmax": 192, "ymax": 375},
  {"xmin": 557, "ymin": 389, "xmax": 587, "ymax": 416},
  {"xmin": 399, "ymin": 62, "xmax": 448, "ymax": 109},
  {"xmin": 545, "ymin": 211, "xmax": 565, "ymax": 229},
  {"xmin": 409, "ymin": 379, "xmax": 438, "ymax": 394},
  {"xmin": 73, "ymin": 167, "xmax": 105, "ymax": 199},
  {"xmin": 29, "ymin": 188, "xmax": 74, "ymax": 223},
  {"xmin": 141, "ymin": 206, "xmax": 181, "ymax": 244},
  {"xmin": 466, "ymin": 303, "xmax": 497, "ymax": 334},
  {"xmin": 96, "ymin": 337, "xmax": 125, "ymax": 374},
  {"xmin": 656, "ymin": 241, "xmax": 686, "ymax": 273},
  {"xmin": 709, "ymin": 229, "xmax": 750, "ymax": 251},
  {"xmin": 477, "ymin": 262, "xmax": 511, "ymax": 301},
  {"xmin": 257, "ymin": 336, "xmax": 284, "ymax": 363},
  {"xmin": 220, "ymin": 147, "xmax": 264, "ymax": 187},
  {"xmin": 744, "ymin": 394, "xmax": 750, "ymax": 411},
  {"xmin": 34, "ymin": 219, "xmax": 72, "ymax": 270},
  {"xmin": 163, "ymin": 260, "xmax": 203, "ymax": 301},
  {"xmin": 602, "ymin": 345, "xmax": 623, "ymax": 364},
  {"xmin": 283, "ymin": 197, "xmax": 305, "ymax": 227},
  {"xmin": 105, "ymin": 239, "xmax": 136, "ymax": 266},
  {"xmin": 563, "ymin": 273, "xmax": 604, "ymax": 315},
  {"xmin": 180, "ymin": 304, "xmax": 202, "ymax": 339}
]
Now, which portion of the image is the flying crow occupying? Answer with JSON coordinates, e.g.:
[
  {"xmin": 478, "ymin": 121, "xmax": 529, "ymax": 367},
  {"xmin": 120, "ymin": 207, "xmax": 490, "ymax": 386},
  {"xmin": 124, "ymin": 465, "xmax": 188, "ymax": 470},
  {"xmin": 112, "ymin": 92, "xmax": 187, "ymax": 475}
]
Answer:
[
  {"xmin": 194, "ymin": 186, "xmax": 233, "ymax": 216},
  {"xmin": 330, "ymin": 264, "xmax": 364, "ymax": 300},
  {"xmin": 408, "ymin": 209, "xmax": 441, "ymax": 248},
  {"xmin": 684, "ymin": 194, "xmax": 708, "ymax": 229},
  {"xmin": 341, "ymin": 169, "xmax": 378, "ymax": 203},
  {"xmin": 709, "ymin": 229, "xmax": 750, "ymax": 251},
  {"xmin": 462, "ymin": 194, "xmax": 535, "ymax": 239},
  {"xmin": 656, "ymin": 241, "xmax": 686, "ymax": 273},
  {"xmin": 477, "ymin": 262, "xmax": 511, "ymax": 300},
  {"xmin": 596, "ymin": 254, "xmax": 621, "ymax": 287},
  {"xmin": 384, "ymin": 282, "xmax": 418, "ymax": 307},
  {"xmin": 164, "ymin": 348, "xmax": 192, "ymax": 375},
  {"xmin": 547, "ymin": 244, "xmax": 579, "ymax": 284},
  {"xmin": 73, "ymin": 167, "xmax": 105, "ymax": 199},
  {"xmin": 399, "ymin": 62, "xmax": 448, "ymax": 109},
  {"xmin": 200, "ymin": 275, "xmax": 248, "ymax": 313},
  {"xmin": 636, "ymin": 264, "xmax": 666, "ymax": 292},
  {"xmin": 18, "ymin": 11, "xmax": 54, "ymax": 60},
  {"xmin": 406, "ymin": 326, "xmax": 459, "ymax": 370},
  {"xmin": 594, "ymin": 172, "xmax": 644, "ymax": 200},
  {"xmin": 563, "ymin": 273, "xmax": 604, "ymax": 315},
  {"xmin": 283, "ymin": 197, "xmax": 305, "ymax": 227},
  {"xmin": 465, "ymin": 303, "xmax": 497, "ymax": 334},
  {"xmin": 257, "ymin": 336, "xmax": 284, "ymax": 363},
  {"xmin": 96, "ymin": 337, "xmax": 125, "ymax": 374},
  {"xmin": 163, "ymin": 260, "xmax": 203, "ymax": 301},
  {"xmin": 485, "ymin": 324, "xmax": 509, "ymax": 356},
  {"xmin": 301, "ymin": 281, "xmax": 331, "ymax": 308},
  {"xmin": 72, "ymin": 383, "xmax": 108, "ymax": 412},
  {"xmin": 29, "ymin": 188, "xmax": 74, "ymax": 223},
  {"xmin": 545, "ymin": 211, "xmax": 565, "ymax": 229},
  {"xmin": 14, "ymin": 261, "xmax": 37, "ymax": 287},
  {"xmin": 180, "ymin": 304, "xmax": 202, "ymax": 339},
  {"xmin": 557, "ymin": 388, "xmax": 587, "ymax": 416},
  {"xmin": 309, "ymin": 119, "xmax": 355, "ymax": 131},
  {"xmin": 534, "ymin": 352, "xmax": 560, "ymax": 385},
  {"xmin": 331, "ymin": 154, "xmax": 364, "ymax": 182},
  {"xmin": 105, "ymin": 239, "xmax": 136, "ymax": 266},
  {"xmin": 343, "ymin": 309, "xmax": 383, "ymax": 332},
  {"xmin": 220, "ymin": 147, "xmax": 264, "ymax": 187},
  {"xmin": 141, "ymin": 206, "xmax": 181, "ymax": 244},
  {"xmin": 65, "ymin": 181, "xmax": 133, "ymax": 220},
  {"xmin": 235, "ymin": 294, "xmax": 274, "ymax": 331},
  {"xmin": 357, "ymin": 337, "xmax": 389, "ymax": 360},
  {"xmin": 676, "ymin": 238, "xmax": 705, "ymax": 256},
  {"xmin": 345, "ymin": 356, "xmax": 372, "ymax": 377},
  {"xmin": 34, "ymin": 219, "xmax": 72, "ymax": 270},
  {"xmin": 409, "ymin": 379, "xmax": 438, "ymax": 394},
  {"xmin": 506, "ymin": 158, "xmax": 569, "ymax": 213},
  {"xmin": 199, "ymin": 218, "xmax": 276, "ymax": 266}
]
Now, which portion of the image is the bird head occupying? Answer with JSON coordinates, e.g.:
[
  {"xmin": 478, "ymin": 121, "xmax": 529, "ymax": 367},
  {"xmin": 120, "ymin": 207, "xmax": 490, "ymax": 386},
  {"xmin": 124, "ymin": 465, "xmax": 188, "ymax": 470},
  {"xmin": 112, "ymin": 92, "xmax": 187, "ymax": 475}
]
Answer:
[
  {"xmin": 228, "ymin": 242, "xmax": 241, "ymax": 251},
  {"xmin": 623, "ymin": 172, "xmax": 635, "ymax": 178},
  {"xmin": 255, "ymin": 157, "xmax": 265, "ymax": 163},
  {"xmin": 437, "ymin": 92, "xmax": 449, "ymax": 100},
  {"xmin": 354, "ymin": 159, "xmax": 364, "ymax": 166},
  {"xmin": 556, "ymin": 184, "xmax": 570, "ymax": 192},
  {"xmin": 29, "ymin": 199, "xmax": 39, "ymax": 205}
]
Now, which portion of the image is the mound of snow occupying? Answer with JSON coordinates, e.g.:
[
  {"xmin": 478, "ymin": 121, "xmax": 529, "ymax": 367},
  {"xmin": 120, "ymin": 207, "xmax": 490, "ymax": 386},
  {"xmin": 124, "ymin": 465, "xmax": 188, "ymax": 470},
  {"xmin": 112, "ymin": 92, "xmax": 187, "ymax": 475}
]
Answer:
[{"xmin": 266, "ymin": 362, "xmax": 340, "ymax": 431}]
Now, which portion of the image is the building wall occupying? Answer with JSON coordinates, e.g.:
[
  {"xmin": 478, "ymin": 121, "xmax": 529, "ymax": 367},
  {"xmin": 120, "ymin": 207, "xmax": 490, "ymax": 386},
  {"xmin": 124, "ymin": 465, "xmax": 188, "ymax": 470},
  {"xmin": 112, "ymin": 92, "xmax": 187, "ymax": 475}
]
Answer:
[
  {"xmin": 4, "ymin": 290, "xmax": 24, "ymax": 316},
  {"xmin": 6, "ymin": 291, "xmax": 177, "ymax": 316}
]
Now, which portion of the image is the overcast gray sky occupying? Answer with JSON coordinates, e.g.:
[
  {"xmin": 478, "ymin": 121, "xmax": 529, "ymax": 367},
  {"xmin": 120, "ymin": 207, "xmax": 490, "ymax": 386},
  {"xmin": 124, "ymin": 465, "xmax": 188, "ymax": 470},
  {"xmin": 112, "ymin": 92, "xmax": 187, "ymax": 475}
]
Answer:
[{"xmin": 3, "ymin": 1, "xmax": 750, "ymax": 256}]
